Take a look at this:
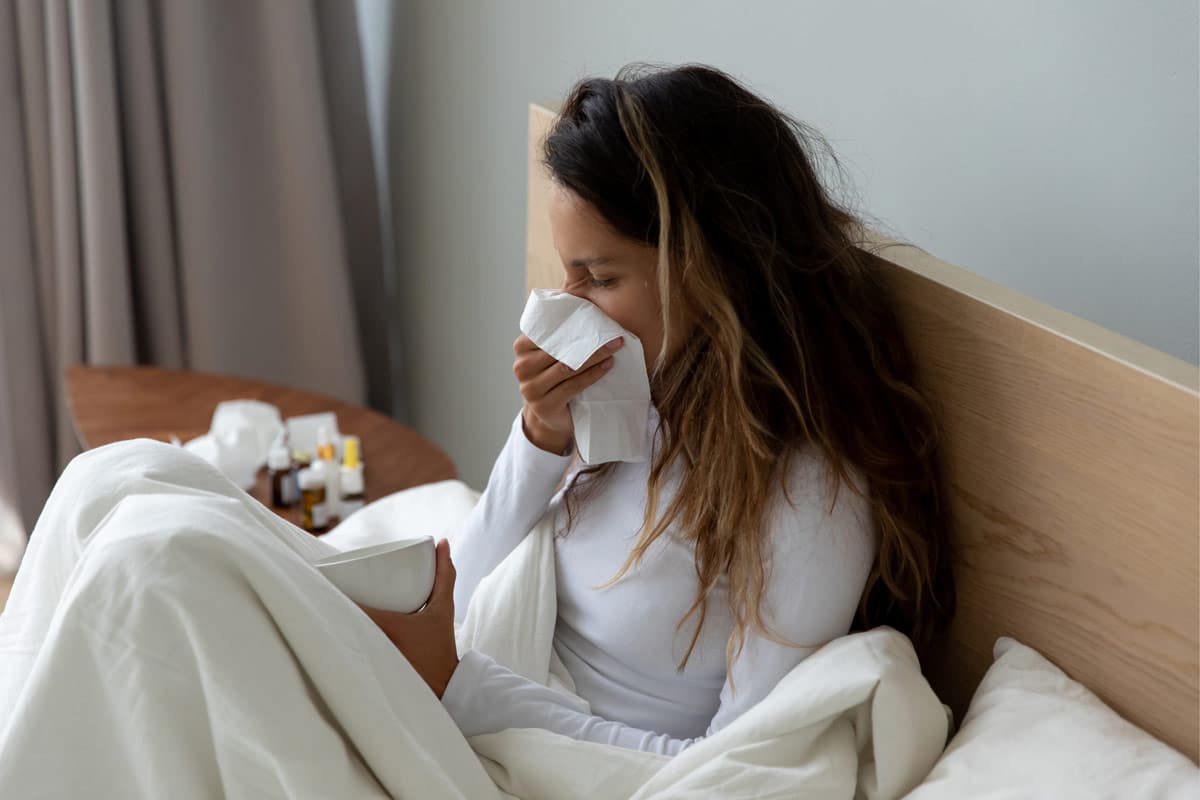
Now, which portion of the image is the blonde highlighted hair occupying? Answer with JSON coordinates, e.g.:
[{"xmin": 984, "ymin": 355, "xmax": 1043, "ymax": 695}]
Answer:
[{"xmin": 544, "ymin": 64, "xmax": 955, "ymax": 683}]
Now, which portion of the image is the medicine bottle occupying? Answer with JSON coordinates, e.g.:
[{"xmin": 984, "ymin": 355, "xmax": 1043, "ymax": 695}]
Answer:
[
  {"xmin": 268, "ymin": 443, "xmax": 299, "ymax": 507},
  {"xmin": 298, "ymin": 463, "xmax": 330, "ymax": 534},
  {"xmin": 339, "ymin": 436, "xmax": 365, "ymax": 518},
  {"xmin": 315, "ymin": 426, "xmax": 340, "ymax": 525}
]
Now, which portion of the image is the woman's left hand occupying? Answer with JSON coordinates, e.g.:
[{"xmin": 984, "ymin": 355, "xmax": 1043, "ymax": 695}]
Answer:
[{"xmin": 359, "ymin": 538, "xmax": 461, "ymax": 699}]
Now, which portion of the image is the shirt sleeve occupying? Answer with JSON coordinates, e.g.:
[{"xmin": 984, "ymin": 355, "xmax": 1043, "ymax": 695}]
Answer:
[
  {"xmin": 451, "ymin": 411, "xmax": 573, "ymax": 624},
  {"xmin": 441, "ymin": 451, "xmax": 876, "ymax": 757}
]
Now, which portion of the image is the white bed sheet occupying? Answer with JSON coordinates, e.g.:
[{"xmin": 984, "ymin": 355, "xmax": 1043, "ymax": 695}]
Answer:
[{"xmin": 0, "ymin": 440, "xmax": 949, "ymax": 798}]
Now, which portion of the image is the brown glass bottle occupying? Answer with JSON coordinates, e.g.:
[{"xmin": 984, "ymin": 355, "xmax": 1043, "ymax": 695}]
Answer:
[{"xmin": 298, "ymin": 464, "xmax": 330, "ymax": 534}]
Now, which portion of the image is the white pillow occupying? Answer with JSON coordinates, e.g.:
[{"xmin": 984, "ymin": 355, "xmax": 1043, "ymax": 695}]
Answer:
[
  {"xmin": 321, "ymin": 479, "xmax": 480, "ymax": 552},
  {"xmin": 905, "ymin": 637, "xmax": 1198, "ymax": 799}
]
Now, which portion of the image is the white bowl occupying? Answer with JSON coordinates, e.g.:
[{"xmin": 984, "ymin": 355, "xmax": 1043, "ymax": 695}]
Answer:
[{"xmin": 315, "ymin": 536, "xmax": 435, "ymax": 613}]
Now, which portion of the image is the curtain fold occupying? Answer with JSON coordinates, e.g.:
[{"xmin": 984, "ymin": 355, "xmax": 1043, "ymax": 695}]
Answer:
[{"xmin": 0, "ymin": 0, "xmax": 394, "ymax": 570}]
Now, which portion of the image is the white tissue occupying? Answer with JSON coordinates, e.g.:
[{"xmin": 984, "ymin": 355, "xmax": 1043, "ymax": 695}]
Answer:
[
  {"xmin": 285, "ymin": 412, "xmax": 342, "ymax": 460},
  {"xmin": 519, "ymin": 289, "xmax": 651, "ymax": 465},
  {"xmin": 184, "ymin": 400, "xmax": 284, "ymax": 490}
]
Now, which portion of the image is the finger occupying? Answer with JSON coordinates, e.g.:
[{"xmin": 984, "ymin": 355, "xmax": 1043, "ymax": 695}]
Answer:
[
  {"xmin": 425, "ymin": 538, "xmax": 456, "ymax": 610},
  {"xmin": 541, "ymin": 357, "xmax": 614, "ymax": 408},
  {"xmin": 513, "ymin": 346, "xmax": 557, "ymax": 380},
  {"xmin": 517, "ymin": 333, "xmax": 623, "ymax": 357},
  {"xmin": 513, "ymin": 334, "xmax": 543, "ymax": 355},
  {"xmin": 575, "ymin": 337, "xmax": 624, "ymax": 372},
  {"xmin": 524, "ymin": 337, "xmax": 623, "ymax": 397},
  {"xmin": 515, "ymin": 336, "xmax": 623, "ymax": 384}
]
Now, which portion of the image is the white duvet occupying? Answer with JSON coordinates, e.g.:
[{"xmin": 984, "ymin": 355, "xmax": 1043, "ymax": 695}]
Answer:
[{"xmin": 0, "ymin": 439, "xmax": 948, "ymax": 798}]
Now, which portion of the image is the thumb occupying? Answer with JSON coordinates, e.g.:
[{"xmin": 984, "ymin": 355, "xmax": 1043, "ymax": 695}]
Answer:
[{"xmin": 428, "ymin": 538, "xmax": 456, "ymax": 609}]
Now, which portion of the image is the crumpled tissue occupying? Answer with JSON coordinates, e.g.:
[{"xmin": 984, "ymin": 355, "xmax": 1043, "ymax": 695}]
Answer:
[
  {"xmin": 184, "ymin": 400, "xmax": 284, "ymax": 490},
  {"xmin": 519, "ymin": 289, "xmax": 651, "ymax": 464}
]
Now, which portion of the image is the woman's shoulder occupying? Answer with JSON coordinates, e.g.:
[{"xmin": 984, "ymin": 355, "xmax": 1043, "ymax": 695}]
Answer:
[
  {"xmin": 773, "ymin": 444, "xmax": 868, "ymax": 507},
  {"xmin": 762, "ymin": 445, "xmax": 875, "ymax": 566}
]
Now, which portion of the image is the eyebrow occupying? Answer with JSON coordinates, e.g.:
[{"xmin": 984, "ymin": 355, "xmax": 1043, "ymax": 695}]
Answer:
[{"xmin": 568, "ymin": 256, "xmax": 613, "ymax": 268}]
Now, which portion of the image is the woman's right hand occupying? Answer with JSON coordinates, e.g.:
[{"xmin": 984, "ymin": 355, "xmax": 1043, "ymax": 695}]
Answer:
[{"xmin": 513, "ymin": 334, "xmax": 624, "ymax": 455}]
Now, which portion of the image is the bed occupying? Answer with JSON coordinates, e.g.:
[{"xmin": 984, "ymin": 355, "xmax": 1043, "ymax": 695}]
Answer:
[
  {"xmin": 524, "ymin": 102, "xmax": 1200, "ymax": 763},
  {"xmin": 2, "ymin": 100, "xmax": 1194, "ymax": 799}
]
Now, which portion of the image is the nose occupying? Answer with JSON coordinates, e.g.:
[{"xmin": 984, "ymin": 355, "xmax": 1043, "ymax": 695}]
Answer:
[{"xmin": 559, "ymin": 276, "xmax": 589, "ymax": 301}]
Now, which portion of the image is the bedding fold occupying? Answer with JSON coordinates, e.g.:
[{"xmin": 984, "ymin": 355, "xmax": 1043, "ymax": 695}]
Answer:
[{"xmin": 0, "ymin": 439, "xmax": 948, "ymax": 799}]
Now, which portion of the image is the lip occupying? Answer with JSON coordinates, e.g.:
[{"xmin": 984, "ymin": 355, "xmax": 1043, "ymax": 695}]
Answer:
[{"xmin": 314, "ymin": 538, "xmax": 428, "ymax": 568}]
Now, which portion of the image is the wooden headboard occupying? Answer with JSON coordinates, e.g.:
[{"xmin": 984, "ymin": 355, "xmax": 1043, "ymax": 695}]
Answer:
[{"xmin": 524, "ymin": 104, "xmax": 1200, "ymax": 759}]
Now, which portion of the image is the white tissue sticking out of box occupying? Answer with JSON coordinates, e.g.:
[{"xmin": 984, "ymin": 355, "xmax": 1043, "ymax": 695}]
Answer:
[
  {"xmin": 184, "ymin": 399, "xmax": 284, "ymax": 490},
  {"xmin": 285, "ymin": 412, "xmax": 342, "ymax": 460},
  {"xmin": 519, "ymin": 289, "xmax": 651, "ymax": 465}
]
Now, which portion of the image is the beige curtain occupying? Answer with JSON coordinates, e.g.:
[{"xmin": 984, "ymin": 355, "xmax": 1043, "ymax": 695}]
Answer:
[{"xmin": 0, "ymin": 0, "xmax": 397, "ymax": 570}]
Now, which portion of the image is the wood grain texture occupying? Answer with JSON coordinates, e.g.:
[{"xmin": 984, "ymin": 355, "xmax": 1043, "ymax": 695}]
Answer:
[
  {"xmin": 527, "ymin": 105, "xmax": 561, "ymax": 296},
  {"xmin": 873, "ymin": 245, "xmax": 1199, "ymax": 759},
  {"xmin": 65, "ymin": 366, "xmax": 456, "ymax": 530},
  {"xmin": 527, "ymin": 103, "xmax": 1200, "ymax": 759}
]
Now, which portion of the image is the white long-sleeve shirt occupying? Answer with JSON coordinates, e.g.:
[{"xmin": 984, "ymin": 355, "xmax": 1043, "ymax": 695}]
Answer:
[{"xmin": 442, "ymin": 407, "xmax": 874, "ymax": 756}]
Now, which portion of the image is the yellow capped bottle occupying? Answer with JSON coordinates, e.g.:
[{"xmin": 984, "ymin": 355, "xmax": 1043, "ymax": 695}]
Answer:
[{"xmin": 339, "ymin": 435, "xmax": 365, "ymax": 518}]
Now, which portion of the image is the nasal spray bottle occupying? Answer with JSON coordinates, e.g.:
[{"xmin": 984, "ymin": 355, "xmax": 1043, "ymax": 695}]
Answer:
[
  {"xmin": 298, "ymin": 463, "xmax": 330, "ymax": 533},
  {"xmin": 267, "ymin": 434, "xmax": 299, "ymax": 507},
  {"xmin": 339, "ymin": 436, "xmax": 365, "ymax": 518},
  {"xmin": 316, "ymin": 426, "xmax": 341, "ymax": 527}
]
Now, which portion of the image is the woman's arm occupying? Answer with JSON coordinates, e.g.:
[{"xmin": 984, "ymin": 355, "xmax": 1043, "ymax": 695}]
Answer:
[
  {"xmin": 452, "ymin": 335, "xmax": 622, "ymax": 622},
  {"xmin": 451, "ymin": 412, "xmax": 572, "ymax": 623},
  {"xmin": 443, "ymin": 452, "xmax": 876, "ymax": 756},
  {"xmin": 442, "ymin": 648, "xmax": 704, "ymax": 756}
]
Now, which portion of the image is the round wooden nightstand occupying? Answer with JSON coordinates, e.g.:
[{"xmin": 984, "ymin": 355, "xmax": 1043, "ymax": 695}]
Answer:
[{"xmin": 65, "ymin": 365, "xmax": 456, "ymax": 531}]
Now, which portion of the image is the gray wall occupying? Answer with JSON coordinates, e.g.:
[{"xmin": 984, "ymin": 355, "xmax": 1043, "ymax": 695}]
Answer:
[{"xmin": 375, "ymin": 0, "xmax": 1199, "ymax": 489}]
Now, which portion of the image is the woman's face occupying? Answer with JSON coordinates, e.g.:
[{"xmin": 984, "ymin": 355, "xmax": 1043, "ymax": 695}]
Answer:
[{"xmin": 547, "ymin": 185, "xmax": 668, "ymax": 372}]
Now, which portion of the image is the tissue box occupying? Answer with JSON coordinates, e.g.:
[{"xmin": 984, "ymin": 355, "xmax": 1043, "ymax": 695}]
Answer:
[{"xmin": 285, "ymin": 412, "xmax": 343, "ymax": 459}]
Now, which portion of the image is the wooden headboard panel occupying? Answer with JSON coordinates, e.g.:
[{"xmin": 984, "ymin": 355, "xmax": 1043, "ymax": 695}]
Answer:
[{"xmin": 525, "ymin": 104, "xmax": 1200, "ymax": 759}]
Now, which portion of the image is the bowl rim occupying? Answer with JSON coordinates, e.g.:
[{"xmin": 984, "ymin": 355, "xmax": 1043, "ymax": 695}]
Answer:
[{"xmin": 314, "ymin": 535, "xmax": 435, "ymax": 568}]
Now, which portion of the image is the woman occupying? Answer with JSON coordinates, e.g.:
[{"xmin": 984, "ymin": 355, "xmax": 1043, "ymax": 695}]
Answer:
[{"xmin": 367, "ymin": 63, "xmax": 955, "ymax": 756}]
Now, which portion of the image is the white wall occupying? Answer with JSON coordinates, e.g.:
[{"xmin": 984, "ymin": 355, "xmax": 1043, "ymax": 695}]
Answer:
[{"xmin": 379, "ymin": 0, "xmax": 1199, "ymax": 488}]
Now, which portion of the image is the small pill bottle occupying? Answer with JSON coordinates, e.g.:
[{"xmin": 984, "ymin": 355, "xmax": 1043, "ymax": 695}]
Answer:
[
  {"xmin": 338, "ymin": 466, "xmax": 365, "ymax": 518},
  {"xmin": 339, "ymin": 436, "xmax": 366, "ymax": 518},
  {"xmin": 298, "ymin": 463, "xmax": 330, "ymax": 534},
  {"xmin": 268, "ymin": 443, "xmax": 299, "ymax": 507},
  {"xmin": 315, "ymin": 426, "xmax": 340, "ymax": 525}
]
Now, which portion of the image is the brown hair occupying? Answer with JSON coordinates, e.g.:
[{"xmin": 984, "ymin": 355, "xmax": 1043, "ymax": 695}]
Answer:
[{"xmin": 543, "ymin": 63, "xmax": 955, "ymax": 681}]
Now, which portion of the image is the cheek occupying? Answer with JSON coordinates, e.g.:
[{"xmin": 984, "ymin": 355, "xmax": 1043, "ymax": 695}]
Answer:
[
  {"xmin": 584, "ymin": 288, "xmax": 627, "ymax": 331},
  {"xmin": 594, "ymin": 293, "xmax": 663, "ymax": 369},
  {"xmin": 561, "ymin": 279, "xmax": 664, "ymax": 370}
]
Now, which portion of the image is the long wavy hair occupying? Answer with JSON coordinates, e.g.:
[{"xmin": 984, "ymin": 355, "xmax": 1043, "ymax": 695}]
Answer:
[{"xmin": 543, "ymin": 64, "xmax": 955, "ymax": 681}]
